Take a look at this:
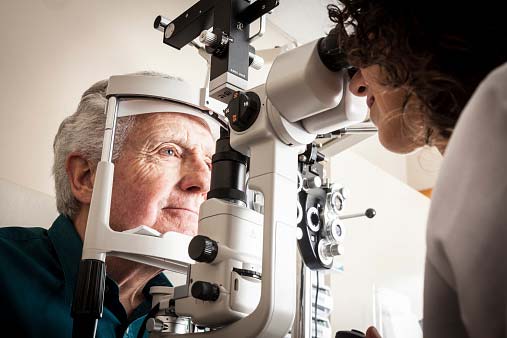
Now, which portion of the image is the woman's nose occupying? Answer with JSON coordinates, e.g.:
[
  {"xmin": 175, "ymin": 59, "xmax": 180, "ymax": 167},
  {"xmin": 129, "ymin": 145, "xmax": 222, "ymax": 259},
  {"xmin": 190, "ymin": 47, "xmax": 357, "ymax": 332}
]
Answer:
[{"xmin": 348, "ymin": 69, "xmax": 368, "ymax": 97}]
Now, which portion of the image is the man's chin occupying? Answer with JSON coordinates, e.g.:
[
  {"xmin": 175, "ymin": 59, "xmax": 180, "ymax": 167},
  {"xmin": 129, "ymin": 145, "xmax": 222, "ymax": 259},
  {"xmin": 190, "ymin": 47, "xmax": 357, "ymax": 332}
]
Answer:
[
  {"xmin": 178, "ymin": 227, "xmax": 198, "ymax": 236},
  {"xmin": 155, "ymin": 220, "xmax": 198, "ymax": 237},
  {"xmin": 164, "ymin": 225, "xmax": 197, "ymax": 237},
  {"xmin": 159, "ymin": 209, "xmax": 199, "ymax": 235}
]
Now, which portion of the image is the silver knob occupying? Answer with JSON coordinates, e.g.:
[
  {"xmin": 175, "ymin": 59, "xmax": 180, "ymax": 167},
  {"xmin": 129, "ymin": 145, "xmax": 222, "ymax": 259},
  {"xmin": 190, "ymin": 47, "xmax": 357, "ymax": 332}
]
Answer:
[
  {"xmin": 323, "ymin": 243, "xmax": 343, "ymax": 257},
  {"xmin": 249, "ymin": 53, "xmax": 265, "ymax": 70},
  {"xmin": 317, "ymin": 240, "xmax": 343, "ymax": 266},
  {"xmin": 323, "ymin": 219, "xmax": 344, "ymax": 242},
  {"xmin": 154, "ymin": 15, "xmax": 170, "ymax": 32},
  {"xmin": 329, "ymin": 191, "xmax": 344, "ymax": 213},
  {"xmin": 146, "ymin": 318, "xmax": 164, "ymax": 332},
  {"xmin": 199, "ymin": 30, "xmax": 218, "ymax": 46}
]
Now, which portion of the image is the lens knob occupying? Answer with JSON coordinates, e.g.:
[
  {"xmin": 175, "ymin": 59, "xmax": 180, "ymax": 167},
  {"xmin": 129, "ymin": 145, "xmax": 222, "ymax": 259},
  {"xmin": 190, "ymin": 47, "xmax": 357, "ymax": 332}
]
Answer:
[
  {"xmin": 191, "ymin": 281, "xmax": 220, "ymax": 301},
  {"xmin": 225, "ymin": 91, "xmax": 261, "ymax": 132},
  {"xmin": 188, "ymin": 235, "xmax": 218, "ymax": 263}
]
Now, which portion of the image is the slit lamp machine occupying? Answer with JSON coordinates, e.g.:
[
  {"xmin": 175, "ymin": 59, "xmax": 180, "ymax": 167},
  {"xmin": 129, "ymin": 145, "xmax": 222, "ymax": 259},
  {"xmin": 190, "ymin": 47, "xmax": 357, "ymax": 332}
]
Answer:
[{"xmin": 71, "ymin": 1, "xmax": 376, "ymax": 337}]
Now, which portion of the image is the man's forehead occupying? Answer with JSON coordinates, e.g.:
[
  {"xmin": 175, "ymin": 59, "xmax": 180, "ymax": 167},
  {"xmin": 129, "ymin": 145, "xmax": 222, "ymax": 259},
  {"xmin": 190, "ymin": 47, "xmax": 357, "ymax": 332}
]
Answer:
[{"xmin": 131, "ymin": 112, "xmax": 215, "ymax": 153}]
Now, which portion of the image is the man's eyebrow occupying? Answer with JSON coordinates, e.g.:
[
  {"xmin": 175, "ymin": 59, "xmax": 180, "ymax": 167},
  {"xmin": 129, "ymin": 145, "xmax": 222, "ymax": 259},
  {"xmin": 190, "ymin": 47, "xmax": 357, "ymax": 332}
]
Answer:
[
  {"xmin": 151, "ymin": 135, "xmax": 186, "ymax": 147},
  {"xmin": 152, "ymin": 136, "xmax": 214, "ymax": 158}
]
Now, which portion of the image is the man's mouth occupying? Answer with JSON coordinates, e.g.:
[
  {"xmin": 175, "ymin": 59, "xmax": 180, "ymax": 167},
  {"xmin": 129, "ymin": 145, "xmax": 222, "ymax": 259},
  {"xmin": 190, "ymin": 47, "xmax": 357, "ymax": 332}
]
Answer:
[{"xmin": 163, "ymin": 207, "xmax": 199, "ymax": 216}]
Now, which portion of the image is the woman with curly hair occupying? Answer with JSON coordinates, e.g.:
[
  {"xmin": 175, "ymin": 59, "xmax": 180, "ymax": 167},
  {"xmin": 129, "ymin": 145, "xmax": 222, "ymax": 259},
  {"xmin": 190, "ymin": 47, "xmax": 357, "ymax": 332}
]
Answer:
[{"xmin": 328, "ymin": 1, "xmax": 507, "ymax": 337}]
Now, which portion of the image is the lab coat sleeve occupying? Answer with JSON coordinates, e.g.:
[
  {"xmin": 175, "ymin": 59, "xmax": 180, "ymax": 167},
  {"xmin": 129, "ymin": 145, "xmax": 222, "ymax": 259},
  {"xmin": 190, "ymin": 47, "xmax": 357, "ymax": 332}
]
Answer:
[{"xmin": 424, "ymin": 62, "xmax": 507, "ymax": 338}]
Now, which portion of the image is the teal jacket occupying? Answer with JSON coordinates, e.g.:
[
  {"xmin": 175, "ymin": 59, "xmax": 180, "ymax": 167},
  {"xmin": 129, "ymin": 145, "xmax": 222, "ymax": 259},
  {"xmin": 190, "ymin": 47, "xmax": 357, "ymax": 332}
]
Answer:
[{"xmin": 0, "ymin": 214, "xmax": 171, "ymax": 338}]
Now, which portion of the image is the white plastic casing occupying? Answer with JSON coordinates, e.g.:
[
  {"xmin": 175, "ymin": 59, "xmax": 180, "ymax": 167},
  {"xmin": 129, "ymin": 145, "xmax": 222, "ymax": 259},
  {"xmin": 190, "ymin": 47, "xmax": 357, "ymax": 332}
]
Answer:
[
  {"xmin": 266, "ymin": 39, "xmax": 344, "ymax": 123},
  {"xmin": 175, "ymin": 199, "xmax": 263, "ymax": 326},
  {"xmin": 302, "ymin": 75, "xmax": 368, "ymax": 134}
]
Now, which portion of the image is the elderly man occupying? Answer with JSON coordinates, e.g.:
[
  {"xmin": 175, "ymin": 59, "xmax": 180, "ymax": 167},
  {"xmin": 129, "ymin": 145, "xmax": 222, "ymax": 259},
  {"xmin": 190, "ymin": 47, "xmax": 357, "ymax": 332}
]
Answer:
[{"xmin": 0, "ymin": 73, "xmax": 216, "ymax": 338}]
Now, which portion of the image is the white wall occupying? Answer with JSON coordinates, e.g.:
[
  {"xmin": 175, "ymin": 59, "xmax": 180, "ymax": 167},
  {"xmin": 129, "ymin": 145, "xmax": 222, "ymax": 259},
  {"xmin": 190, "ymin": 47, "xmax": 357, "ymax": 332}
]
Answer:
[
  {"xmin": 350, "ymin": 136, "xmax": 409, "ymax": 184},
  {"xmin": 0, "ymin": 0, "xmax": 289, "ymax": 196},
  {"xmin": 350, "ymin": 136, "xmax": 443, "ymax": 192},
  {"xmin": 328, "ymin": 150, "xmax": 429, "ymax": 334},
  {"xmin": 406, "ymin": 147, "xmax": 443, "ymax": 191}
]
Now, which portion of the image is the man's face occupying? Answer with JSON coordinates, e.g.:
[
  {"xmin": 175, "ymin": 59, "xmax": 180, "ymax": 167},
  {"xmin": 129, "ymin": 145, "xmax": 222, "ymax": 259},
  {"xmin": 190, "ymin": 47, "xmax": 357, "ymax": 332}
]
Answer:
[{"xmin": 108, "ymin": 112, "xmax": 215, "ymax": 236}]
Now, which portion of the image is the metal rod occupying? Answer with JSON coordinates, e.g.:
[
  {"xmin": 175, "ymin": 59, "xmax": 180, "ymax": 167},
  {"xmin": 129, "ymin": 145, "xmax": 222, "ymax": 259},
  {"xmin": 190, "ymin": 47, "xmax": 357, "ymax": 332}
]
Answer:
[
  {"xmin": 100, "ymin": 97, "xmax": 118, "ymax": 163},
  {"xmin": 340, "ymin": 212, "xmax": 364, "ymax": 220},
  {"xmin": 342, "ymin": 127, "xmax": 378, "ymax": 134},
  {"xmin": 292, "ymin": 256, "xmax": 312, "ymax": 337},
  {"xmin": 341, "ymin": 208, "xmax": 376, "ymax": 219}
]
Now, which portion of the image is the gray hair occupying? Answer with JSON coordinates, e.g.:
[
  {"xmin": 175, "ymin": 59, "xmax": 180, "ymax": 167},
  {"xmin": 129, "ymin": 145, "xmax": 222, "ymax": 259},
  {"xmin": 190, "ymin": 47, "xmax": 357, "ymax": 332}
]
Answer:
[{"xmin": 53, "ymin": 71, "xmax": 182, "ymax": 218}]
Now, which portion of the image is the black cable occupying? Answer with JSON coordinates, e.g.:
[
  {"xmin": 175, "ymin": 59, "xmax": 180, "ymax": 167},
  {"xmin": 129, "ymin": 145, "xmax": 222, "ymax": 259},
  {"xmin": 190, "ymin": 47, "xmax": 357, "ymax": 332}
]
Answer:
[
  {"xmin": 136, "ymin": 303, "xmax": 160, "ymax": 338},
  {"xmin": 296, "ymin": 261, "xmax": 305, "ymax": 337},
  {"xmin": 314, "ymin": 271, "xmax": 319, "ymax": 338},
  {"xmin": 72, "ymin": 317, "xmax": 98, "ymax": 338}
]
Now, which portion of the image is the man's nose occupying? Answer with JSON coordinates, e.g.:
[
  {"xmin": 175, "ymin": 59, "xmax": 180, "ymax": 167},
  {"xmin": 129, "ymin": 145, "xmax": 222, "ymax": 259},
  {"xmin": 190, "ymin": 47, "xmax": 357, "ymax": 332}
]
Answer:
[
  {"xmin": 178, "ymin": 155, "xmax": 211, "ymax": 194},
  {"xmin": 348, "ymin": 69, "xmax": 368, "ymax": 97}
]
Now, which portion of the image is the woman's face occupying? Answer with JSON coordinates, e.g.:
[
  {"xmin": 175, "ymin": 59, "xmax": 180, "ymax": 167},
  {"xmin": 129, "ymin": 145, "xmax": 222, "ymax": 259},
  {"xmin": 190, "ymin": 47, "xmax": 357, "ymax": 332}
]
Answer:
[{"xmin": 348, "ymin": 65, "xmax": 426, "ymax": 154}]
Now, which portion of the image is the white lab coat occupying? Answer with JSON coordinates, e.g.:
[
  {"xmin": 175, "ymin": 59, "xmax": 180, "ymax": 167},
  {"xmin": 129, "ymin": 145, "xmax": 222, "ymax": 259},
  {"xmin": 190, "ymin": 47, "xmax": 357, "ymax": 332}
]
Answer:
[{"xmin": 424, "ymin": 62, "xmax": 507, "ymax": 338}]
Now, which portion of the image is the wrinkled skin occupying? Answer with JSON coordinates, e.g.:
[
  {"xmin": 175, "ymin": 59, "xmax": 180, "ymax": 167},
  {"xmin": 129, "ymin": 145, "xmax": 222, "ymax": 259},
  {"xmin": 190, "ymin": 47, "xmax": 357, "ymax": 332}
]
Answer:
[{"xmin": 109, "ymin": 112, "xmax": 215, "ymax": 236}]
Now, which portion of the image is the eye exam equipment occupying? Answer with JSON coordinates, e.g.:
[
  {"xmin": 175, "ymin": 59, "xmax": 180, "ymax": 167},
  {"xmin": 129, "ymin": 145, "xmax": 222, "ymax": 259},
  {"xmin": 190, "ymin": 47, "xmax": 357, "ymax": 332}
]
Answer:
[{"xmin": 71, "ymin": 1, "xmax": 377, "ymax": 338}]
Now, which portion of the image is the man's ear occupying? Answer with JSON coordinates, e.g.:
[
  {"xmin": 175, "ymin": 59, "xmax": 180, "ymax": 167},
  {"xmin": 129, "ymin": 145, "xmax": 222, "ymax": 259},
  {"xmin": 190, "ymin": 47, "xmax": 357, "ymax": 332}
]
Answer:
[{"xmin": 65, "ymin": 152, "xmax": 96, "ymax": 205}]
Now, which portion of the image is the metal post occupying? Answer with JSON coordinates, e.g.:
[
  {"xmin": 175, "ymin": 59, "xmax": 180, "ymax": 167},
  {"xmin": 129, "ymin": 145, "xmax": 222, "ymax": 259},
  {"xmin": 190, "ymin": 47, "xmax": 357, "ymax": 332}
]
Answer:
[
  {"xmin": 101, "ymin": 96, "xmax": 118, "ymax": 162},
  {"xmin": 292, "ymin": 254, "xmax": 312, "ymax": 338}
]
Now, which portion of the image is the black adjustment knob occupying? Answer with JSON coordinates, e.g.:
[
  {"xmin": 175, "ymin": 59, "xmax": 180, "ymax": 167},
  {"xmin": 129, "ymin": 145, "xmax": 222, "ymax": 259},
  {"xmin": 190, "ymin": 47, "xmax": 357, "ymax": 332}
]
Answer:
[
  {"xmin": 188, "ymin": 235, "xmax": 218, "ymax": 263},
  {"xmin": 225, "ymin": 91, "xmax": 261, "ymax": 132},
  {"xmin": 191, "ymin": 281, "xmax": 220, "ymax": 301},
  {"xmin": 341, "ymin": 208, "xmax": 377, "ymax": 220},
  {"xmin": 365, "ymin": 208, "xmax": 376, "ymax": 218}
]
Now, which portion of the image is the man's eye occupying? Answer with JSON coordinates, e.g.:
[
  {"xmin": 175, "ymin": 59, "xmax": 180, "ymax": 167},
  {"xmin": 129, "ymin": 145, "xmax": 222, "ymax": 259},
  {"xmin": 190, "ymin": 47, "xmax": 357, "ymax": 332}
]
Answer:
[{"xmin": 161, "ymin": 147, "xmax": 178, "ymax": 157}]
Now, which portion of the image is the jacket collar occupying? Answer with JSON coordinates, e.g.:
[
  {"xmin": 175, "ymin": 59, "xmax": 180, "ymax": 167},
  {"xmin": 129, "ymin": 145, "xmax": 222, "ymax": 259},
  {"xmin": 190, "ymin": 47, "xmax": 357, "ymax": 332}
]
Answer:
[
  {"xmin": 47, "ymin": 214, "xmax": 83, "ymax": 304},
  {"xmin": 47, "ymin": 214, "xmax": 172, "ymax": 307}
]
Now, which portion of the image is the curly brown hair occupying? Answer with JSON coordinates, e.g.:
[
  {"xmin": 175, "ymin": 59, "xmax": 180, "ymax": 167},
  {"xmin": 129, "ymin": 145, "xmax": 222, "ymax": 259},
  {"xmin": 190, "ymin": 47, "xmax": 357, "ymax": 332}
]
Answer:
[{"xmin": 328, "ymin": 0, "xmax": 507, "ymax": 144}]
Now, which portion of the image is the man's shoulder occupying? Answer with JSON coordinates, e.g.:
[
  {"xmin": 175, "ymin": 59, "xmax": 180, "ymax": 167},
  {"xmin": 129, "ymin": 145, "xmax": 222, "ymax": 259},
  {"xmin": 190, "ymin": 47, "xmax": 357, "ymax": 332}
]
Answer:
[
  {"xmin": 0, "ymin": 226, "xmax": 48, "ymax": 241},
  {"xmin": 0, "ymin": 225, "xmax": 59, "ymax": 284},
  {"xmin": 0, "ymin": 226, "xmax": 52, "ymax": 260}
]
